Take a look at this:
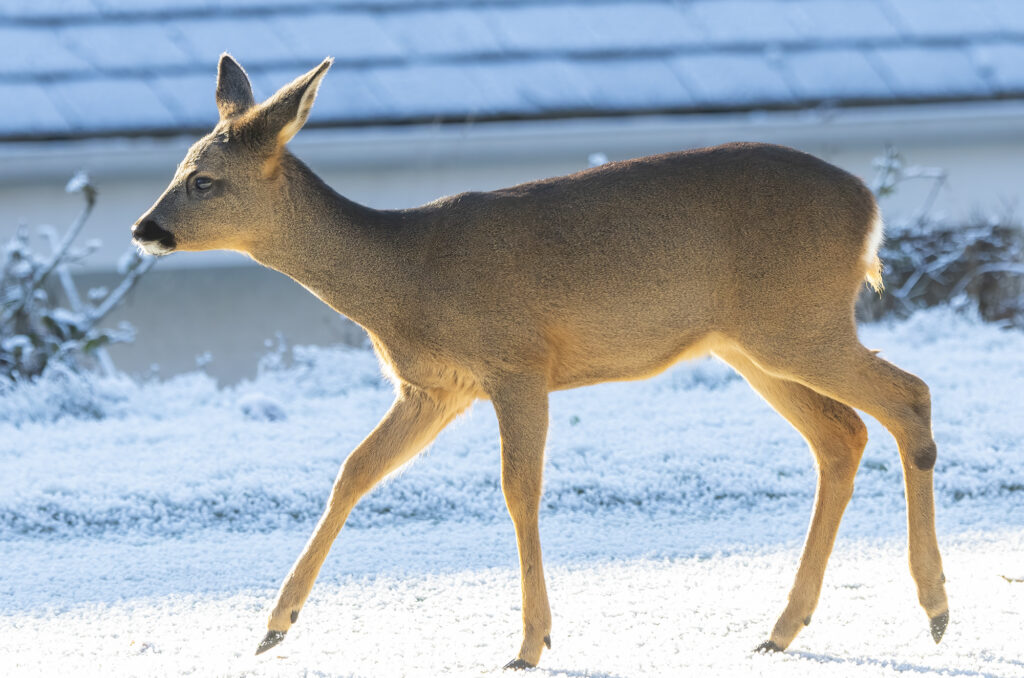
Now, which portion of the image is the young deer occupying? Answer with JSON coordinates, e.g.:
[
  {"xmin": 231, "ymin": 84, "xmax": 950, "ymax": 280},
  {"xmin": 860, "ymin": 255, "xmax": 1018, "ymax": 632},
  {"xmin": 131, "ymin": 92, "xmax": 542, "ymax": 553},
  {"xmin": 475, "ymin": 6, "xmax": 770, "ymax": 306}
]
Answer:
[{"xmin": 133, "ymin": 56, "xmax": 949, "ymax": 669}]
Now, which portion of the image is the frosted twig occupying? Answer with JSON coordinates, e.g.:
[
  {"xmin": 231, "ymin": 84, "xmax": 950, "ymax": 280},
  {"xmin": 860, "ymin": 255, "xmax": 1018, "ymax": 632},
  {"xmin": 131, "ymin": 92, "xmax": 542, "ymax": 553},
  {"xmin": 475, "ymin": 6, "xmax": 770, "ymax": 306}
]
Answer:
[
  {"xmin": 88, "ymin": 254, "xmax": 156, "ymax": 323},
  {"xmin": 0, "ymin": 174, "xmax": 96, "ymax": 325},
  {"xmin": 39, "ymin": 228, "xmax": 119, "ymax": 376}
]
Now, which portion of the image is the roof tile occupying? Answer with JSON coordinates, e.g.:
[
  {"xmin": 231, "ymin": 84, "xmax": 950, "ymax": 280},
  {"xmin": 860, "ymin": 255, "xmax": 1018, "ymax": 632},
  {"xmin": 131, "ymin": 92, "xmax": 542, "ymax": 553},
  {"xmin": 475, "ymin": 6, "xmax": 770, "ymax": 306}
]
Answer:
[
  {"xmin": 368, "ymin": 63, "xmax": 525, "ymax": 119},
  {"xmin": 873, "ymin": 46, "xmax": 991, "ymax": 98},
  {"xmin": 971, "ymin": 43, "xmax": 1024, "ymax": 93},
  {"xmin": 480, "ymin": 59, "xmax": 593, "ymax": 112},
  {"xmin": 786, "ymin": 48, "xmax": 891, "ymax": 101},
  {"xmin": 0, "ymin": 27, "xmax": 93, "ymax": 77},
  {"xmin": 213, "ymin": 0, "xmax": 307, "ymax": 8},
  {"xmin": 670, "ymin": 53, "xmax": 792, "ymax": 107},
  {"xmin": 50, "ymin": 78, "xmax": 178, "ymax": 131},
  {"xmin": 486, "ymin": 5, "xmax": 605, "ymax": 54},
  {"xmin": 90, "ymin": 0, "xmax": 214, "ymax": 15},
  {"xmin": 486, "ymin": 3, "xmax": 703, "ymax": 54},
  {"xmin": 688, "ymin": 1, "xmax": 804, "ymax": 45},
  {"xmin": 215, "ymin": 0, "xmax": 400, "ymax": 7},
  {"xmin": 789, "ymin": 0, "xmax": 901, "ymax": 41},
  {"xmin": 150, "ymin": 73, "xmax": 219, "ymax": 128},
  {"xmin": 884, "ymin": 0, "xmax": 1003, "ymax": 38},
  {"xmin": 575, "ymin": 3, "xmax": 704, "ymax": 50},
  {"xmin": 573, "ymin": 58, "xmax": 692, "ymax": 111},
  {"xmin": 0, "ymin": 0, "xmax": 98, "ymax": 19},
  {"xmin": 170, "ymin": 17, "xmax": 295, "ymax": 68},
  {"xmin": 60, "ymin": 23, "xmax": 193, "ymax": 72},
  {"xmin": 380, "ymin": 8, "xmax": 502, "ymax": 58},
  {"xmin": 990, "ymin": 0, "xmax": 1024, "ymax": 32},
  {"xmin": 276, "ymin": 11, "xmax": 405, "ymax": 64},
  {"xmin": 0, "ymin": 83, "xmax": 70, "ymax": 136}
]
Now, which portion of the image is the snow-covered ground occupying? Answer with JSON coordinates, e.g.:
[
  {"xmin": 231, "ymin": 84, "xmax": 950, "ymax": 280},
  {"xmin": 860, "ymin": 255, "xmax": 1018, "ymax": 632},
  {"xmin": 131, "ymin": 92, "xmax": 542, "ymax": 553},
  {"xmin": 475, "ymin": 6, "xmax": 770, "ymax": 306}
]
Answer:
[{"xmin": 1, "ymin": 308, "xmax": 1022, "ymax": 677}]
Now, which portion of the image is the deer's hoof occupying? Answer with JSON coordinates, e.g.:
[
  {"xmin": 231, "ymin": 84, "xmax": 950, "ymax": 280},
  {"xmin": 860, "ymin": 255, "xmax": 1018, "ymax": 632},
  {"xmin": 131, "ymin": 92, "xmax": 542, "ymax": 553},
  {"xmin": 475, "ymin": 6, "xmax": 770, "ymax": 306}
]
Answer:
[
  {"xmin": 503, "ymin": 657, "xmax": 535, "ymax": 670},
  {"xmin": 754, "ymin": 640, "xmax": 783, "ymax": 654},
  {"xmin": 255, "ymin": 629, "xmax": 287, "ymax": 655},
  {"xmin": 930, "ymin": 611, "xmax": 949, "ymax": 644}
]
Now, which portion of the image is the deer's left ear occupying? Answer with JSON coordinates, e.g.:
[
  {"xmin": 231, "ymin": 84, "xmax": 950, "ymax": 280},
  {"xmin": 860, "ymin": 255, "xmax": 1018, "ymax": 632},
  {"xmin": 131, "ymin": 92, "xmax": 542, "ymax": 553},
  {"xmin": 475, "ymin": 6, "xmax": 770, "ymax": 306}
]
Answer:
[
  {"xmin": 216, "ymin": 53, "xmax": 255, "ymax": 120},
  {"xmin": 257, "ymin": 58, "xmax": 333, "ymax": 148}
]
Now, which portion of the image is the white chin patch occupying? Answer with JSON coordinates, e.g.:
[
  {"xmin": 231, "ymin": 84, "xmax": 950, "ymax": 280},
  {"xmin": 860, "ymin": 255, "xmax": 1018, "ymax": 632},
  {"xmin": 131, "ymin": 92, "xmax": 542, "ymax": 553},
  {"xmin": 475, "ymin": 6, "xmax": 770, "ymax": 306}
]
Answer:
[{"xmin": 135, "ymin": 239, "xmax": 174, "ymax": 256}]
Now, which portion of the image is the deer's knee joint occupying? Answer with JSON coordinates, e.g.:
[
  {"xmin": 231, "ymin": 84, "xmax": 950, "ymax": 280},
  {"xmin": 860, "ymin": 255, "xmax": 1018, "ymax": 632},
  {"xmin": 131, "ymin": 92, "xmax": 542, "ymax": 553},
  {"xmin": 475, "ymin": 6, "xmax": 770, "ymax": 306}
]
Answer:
[{"xmin": 913, "ymin": 441, "xmax": 937, "ymax": 471}]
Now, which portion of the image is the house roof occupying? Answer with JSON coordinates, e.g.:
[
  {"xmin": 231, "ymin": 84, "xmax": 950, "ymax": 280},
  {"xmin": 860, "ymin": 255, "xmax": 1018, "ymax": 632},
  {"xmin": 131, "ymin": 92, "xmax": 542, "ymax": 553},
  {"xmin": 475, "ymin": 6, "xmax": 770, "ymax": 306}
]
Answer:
[{"xmin": 1, "ymin": 0, "xmax": 1023, "ymax": 142}]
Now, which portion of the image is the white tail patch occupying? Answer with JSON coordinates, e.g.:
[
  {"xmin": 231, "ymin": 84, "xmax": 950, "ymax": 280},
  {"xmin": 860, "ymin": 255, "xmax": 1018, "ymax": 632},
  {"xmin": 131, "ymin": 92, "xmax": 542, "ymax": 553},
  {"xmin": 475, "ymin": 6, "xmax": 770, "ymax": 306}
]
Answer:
[{"xmin": 862, "ymin": 211, "xmax": 884, "ymax": 293}]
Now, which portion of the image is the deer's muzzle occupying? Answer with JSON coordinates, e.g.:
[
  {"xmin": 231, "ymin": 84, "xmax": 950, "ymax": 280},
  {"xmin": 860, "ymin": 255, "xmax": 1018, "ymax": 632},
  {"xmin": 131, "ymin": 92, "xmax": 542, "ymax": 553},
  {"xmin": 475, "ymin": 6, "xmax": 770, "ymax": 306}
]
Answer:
[{"xmin": 131, "ymin": 219, "xmax": 176, "ymax": 255}]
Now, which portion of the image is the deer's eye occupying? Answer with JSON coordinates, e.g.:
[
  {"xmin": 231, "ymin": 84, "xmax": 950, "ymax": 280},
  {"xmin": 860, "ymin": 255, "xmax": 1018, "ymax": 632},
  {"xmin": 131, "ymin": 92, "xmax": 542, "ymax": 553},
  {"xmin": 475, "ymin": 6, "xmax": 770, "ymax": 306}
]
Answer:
[{"xmin": 193, "ymin": 176, "xmax": 214, "ymax": 192}]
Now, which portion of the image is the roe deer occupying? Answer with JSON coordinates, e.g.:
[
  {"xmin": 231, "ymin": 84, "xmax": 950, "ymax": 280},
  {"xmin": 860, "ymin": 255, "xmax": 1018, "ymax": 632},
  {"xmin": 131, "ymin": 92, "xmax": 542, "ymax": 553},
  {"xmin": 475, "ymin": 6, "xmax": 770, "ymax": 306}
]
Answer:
[{"xmin": 132, "ymin": 55, "xmax": 949, "ymax": 669}]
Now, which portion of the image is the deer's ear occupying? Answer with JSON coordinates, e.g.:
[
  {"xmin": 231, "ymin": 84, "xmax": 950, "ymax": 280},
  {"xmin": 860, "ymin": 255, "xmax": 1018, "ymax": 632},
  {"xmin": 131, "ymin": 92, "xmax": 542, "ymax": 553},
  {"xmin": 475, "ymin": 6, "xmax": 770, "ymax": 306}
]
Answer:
[
  {"xmin": 256, "ymin": 57, "xmax": 332, "ymax": 147},
  {"xmin": 216, "ymin": 53, "xmax": 255, "ymax": 119}
]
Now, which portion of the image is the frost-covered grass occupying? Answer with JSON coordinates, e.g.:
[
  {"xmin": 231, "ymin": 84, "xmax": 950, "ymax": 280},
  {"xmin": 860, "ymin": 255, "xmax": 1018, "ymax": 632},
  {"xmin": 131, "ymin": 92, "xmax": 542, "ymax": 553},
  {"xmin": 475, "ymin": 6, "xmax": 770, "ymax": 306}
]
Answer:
[{"xmin": 1, "ymin": 308, "xmax": 1023, "ymax": 676}]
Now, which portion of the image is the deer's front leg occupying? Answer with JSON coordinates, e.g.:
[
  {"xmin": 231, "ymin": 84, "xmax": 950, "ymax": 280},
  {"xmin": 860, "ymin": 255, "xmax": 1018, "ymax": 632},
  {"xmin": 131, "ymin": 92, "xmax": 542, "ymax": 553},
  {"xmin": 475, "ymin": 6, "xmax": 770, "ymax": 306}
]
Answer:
[
  {"xmin": 256, "ymin": 384, "xmax": 470, "ymax": 655},
  {"xmin": 490, "ymin": 375, "xmax": 552, "ymax": 670}
]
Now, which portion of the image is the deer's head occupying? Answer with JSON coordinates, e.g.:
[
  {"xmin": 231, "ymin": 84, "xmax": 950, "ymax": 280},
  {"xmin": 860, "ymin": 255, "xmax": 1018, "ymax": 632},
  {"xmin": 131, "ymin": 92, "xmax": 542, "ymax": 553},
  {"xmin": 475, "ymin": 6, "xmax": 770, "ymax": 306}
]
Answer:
[{"xmin": 132, "ymin": 55, "xmax": 332, "ymax": 256}]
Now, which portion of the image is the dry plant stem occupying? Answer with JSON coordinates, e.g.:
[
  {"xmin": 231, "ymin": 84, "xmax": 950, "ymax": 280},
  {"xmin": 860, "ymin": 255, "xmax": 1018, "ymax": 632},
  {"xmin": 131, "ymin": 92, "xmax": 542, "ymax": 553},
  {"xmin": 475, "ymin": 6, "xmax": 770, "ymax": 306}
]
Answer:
[
  {"xmin": 1, "ymin": 186, "xmax": 96, "ymax": 326},
  {"xmin": 88, "ymin": 255, "xmax": 155, "ymax": 322},
  {"xmin": 40, "ymin": 228, "xmax": 116, "ymax": 376}
]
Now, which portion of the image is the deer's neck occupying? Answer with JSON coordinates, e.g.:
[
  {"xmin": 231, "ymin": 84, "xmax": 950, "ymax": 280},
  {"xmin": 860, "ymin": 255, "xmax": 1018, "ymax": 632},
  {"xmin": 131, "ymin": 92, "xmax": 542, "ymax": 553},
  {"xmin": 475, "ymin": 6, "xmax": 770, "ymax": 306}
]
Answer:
[{"xmin": 245, "ymin": 154, "xmax": 414, "ymax": 335}]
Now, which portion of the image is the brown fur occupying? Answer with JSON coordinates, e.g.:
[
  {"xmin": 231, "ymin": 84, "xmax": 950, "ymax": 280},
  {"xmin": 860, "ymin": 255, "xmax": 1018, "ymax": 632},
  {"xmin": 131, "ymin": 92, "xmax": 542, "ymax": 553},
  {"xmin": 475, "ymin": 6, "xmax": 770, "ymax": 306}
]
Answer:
[{"xmin": 134, "ymin": 56, "xmax": 948, "ymax": 667}]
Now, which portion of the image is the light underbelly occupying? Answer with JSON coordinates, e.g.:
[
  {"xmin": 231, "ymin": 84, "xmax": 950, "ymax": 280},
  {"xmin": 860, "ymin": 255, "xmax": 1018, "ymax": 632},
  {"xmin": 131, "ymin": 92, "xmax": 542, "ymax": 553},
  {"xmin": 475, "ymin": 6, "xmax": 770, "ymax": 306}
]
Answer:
[{"xmin": 546, "ymin": 331, "xmax": 725, "ymax": 391}]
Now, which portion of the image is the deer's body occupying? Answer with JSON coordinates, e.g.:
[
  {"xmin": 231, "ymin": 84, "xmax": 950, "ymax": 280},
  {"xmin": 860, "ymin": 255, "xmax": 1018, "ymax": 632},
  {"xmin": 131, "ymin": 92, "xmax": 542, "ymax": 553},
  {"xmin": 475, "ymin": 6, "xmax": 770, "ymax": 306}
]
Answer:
[
  {"xmin": 261, "ymin": 144, "xmax": 877, "ymax": 398},
  {"xmin": 133, "ymin": 57, "xmax": 948, "ymax": 670}
]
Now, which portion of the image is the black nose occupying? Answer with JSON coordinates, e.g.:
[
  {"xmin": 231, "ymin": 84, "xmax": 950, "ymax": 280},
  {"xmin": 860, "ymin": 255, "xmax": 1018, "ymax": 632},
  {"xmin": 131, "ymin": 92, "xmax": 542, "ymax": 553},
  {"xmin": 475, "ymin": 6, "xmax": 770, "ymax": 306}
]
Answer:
[{"xmin": 132, "ymin": 219, "xmax": 175, "ymax": 247}]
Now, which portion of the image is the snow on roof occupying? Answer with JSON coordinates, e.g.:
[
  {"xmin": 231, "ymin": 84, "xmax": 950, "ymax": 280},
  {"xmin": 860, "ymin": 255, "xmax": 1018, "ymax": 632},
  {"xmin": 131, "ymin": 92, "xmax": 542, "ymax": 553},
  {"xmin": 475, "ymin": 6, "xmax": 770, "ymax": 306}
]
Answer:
[{"xmin": 0, "ymin": 0, "xmax": 1022, "ymax": 141}]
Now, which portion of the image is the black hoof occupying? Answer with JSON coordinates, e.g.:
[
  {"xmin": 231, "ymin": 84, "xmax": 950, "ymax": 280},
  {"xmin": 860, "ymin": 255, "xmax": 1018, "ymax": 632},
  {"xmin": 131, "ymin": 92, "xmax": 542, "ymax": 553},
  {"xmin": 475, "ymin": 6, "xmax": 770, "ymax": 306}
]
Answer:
[
  {"xmin": 544, "ymin": 635, "xmax": 551, "ymax": 649},
  {"xmin": 930, "ymin": 611, "xmax": 949, "ymax": 643},
  {"xmin": 503, "ymin": 658, "xmax": 535, "ymax": 670},
  {"xmin": 256, "ymin": 629, "xmax": 287, "ymax": 655},
  {"xmin": 755, "ymin": 640, "xmax": 783, "ymax": 654}
]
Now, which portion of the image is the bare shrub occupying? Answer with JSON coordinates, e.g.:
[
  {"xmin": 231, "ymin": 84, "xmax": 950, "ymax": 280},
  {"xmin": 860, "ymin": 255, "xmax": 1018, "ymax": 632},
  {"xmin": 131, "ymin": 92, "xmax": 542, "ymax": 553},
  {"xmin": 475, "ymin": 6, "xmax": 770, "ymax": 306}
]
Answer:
[
  {"xmin": 858, "ymin": 149, "xmax": 1024, "ymax": 326},
  {"xmin": 1, "ymin": 173, "xmax": 155, "ymax": 380}
]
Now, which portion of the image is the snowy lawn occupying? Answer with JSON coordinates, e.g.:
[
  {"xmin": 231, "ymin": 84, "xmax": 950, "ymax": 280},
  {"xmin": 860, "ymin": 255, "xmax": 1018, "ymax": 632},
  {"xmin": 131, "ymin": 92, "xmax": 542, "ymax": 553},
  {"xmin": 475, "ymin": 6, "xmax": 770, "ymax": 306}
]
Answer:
[{"xmin": 1, "ymin": 308, "xmax": 1022, "ymax": 677}]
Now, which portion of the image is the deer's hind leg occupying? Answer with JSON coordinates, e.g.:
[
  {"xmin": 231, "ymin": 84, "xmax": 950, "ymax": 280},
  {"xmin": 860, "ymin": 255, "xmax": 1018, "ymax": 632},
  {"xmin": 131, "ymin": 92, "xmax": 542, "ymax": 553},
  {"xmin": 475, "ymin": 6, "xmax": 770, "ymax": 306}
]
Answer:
[
  {"xmin": 735, "ymin": 329, "xmax": 949, "ymax": 647},
  {"xmin": 715, "ymin": 346, "xmax": 868, "ymax": 652}
]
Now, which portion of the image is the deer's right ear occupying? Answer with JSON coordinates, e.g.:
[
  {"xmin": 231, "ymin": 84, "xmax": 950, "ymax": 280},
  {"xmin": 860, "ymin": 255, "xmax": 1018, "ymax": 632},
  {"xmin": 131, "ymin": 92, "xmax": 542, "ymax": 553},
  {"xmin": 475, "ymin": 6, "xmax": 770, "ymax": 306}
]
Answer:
[{"xmin": 216, "ymin": 53, "xmax": 255, "ymax": 120}]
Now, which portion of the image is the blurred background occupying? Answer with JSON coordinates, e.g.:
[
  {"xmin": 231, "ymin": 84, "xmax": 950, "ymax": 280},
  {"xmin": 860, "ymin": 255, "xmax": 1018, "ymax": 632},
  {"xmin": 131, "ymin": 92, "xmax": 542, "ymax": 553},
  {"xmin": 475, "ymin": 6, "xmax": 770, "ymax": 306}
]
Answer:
[{"xmin": 2, "ymin": 0, "xmax": 1023, "ymax": 384}]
